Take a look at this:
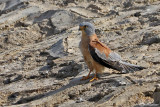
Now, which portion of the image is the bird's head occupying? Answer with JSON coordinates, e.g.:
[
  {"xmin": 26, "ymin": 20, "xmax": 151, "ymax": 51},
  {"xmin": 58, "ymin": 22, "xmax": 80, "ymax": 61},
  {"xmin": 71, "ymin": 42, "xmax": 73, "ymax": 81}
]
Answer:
[{"xmin": 79, "ymin": 22, "xmax": 95, "ymax": 36}]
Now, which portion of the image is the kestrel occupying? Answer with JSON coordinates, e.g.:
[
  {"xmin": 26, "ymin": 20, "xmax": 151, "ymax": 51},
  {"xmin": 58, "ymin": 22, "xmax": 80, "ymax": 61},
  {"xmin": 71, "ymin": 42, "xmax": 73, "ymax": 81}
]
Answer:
[{"xmin": 79, "ymin": 22, "xmax": 146, "ymax": 82}]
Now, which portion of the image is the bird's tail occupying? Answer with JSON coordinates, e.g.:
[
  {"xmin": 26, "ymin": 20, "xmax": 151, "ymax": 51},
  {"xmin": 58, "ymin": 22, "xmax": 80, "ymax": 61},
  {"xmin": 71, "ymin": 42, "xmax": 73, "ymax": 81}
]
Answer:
[{"xmin": 118, "ymin": 61, "xmax": 146, "ymax": 73}]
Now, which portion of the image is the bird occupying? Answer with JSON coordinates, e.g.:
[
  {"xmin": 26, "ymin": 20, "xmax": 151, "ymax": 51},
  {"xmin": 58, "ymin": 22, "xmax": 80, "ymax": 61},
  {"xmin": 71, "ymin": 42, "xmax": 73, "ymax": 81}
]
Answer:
[{"xmin": 79, "ymin": 22, "xmax": 146, "ymax": 82}]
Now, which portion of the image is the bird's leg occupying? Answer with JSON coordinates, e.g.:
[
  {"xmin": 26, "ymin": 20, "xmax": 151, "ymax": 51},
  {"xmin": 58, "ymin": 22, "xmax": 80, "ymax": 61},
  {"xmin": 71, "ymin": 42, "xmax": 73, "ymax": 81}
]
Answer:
[
  {"xmin": 90, "ymin": 72, "xmax": 98, "ymax": 82},
  {"xmin": 81, "ymin": 70, "xmax": 92, "ymax": 80}
]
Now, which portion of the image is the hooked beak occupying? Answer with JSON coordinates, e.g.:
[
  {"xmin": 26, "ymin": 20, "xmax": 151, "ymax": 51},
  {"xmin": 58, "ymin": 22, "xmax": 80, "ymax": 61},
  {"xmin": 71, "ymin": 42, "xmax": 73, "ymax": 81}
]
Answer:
[{"xmin": 79, "ymin": 26, "xmax": 84, "ymax": 31}]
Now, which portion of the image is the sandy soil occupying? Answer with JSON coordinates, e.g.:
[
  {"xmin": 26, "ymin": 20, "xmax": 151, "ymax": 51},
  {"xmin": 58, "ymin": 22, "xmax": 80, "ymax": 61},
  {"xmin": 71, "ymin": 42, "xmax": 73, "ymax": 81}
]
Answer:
[{"xmin": 0, "ymin": 0, "xmax": 160, "ymax": 107}]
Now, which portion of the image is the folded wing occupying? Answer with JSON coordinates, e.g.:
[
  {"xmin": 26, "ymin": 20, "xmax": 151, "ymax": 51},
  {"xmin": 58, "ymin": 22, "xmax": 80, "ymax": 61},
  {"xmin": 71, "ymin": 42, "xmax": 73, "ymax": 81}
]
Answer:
[{"xmin": 89, "ymin": 40, "xmax": 146, "ymax": 73}]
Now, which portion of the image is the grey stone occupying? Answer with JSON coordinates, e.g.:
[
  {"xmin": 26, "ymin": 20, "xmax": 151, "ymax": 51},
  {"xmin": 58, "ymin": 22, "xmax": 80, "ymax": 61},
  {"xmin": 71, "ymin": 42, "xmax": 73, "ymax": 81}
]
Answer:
[
  {"xmin": 0, "ymin": 6, "xmax": 41, "ymax": 28},
  {"xmin": 134, "ymin": 104, "xmax": 160, "ymax": 107},
  {"xmin": 153, "ymin": 84, "xmax": 160, "ymax": 104},
  {"xmin": 141, "ymin": 34, "xmax": 160, "ymax": 45},
  {"xmin": 50, "ymin": 10, "xmax": 84, "ymax": 34},
  {"xmin": 48, "ymin": 39, "xmax": 68, "ymax": 58}
]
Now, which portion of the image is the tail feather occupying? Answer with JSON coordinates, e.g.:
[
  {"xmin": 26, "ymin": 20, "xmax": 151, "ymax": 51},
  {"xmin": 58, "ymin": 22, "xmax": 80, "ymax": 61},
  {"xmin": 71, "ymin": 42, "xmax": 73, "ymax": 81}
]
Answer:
[{"xmin": 119, "ymin": 61, "xmax": 146, "ymax": 73}]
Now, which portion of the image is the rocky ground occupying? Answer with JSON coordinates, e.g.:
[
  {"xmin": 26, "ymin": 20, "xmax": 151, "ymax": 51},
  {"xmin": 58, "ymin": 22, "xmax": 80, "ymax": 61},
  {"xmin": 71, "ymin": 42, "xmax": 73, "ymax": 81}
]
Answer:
[{"xmin": 0, "ymin": 0, "xmax": 160, "ymax": 107}]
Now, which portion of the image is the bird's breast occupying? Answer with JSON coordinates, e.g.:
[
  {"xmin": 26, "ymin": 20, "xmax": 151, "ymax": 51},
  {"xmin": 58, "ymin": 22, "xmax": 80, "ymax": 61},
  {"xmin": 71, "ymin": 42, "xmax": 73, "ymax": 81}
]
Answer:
[
  {"xmin": 80, "ymin": 40, "xmax": 90, "ymax": 56},
  {"xmin": 80, "ymin": 39, "xmax": 93, "ymax": 61}
]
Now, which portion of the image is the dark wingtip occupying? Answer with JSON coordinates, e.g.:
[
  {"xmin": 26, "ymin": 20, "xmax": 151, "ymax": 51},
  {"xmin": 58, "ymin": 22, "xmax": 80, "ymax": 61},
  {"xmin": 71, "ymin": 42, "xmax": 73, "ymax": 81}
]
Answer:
[
  {"xmin": 138, "ymin": 66, "xmax": 147, "ymax": 70},
  {"xmin": 120, "ymin": 64, "xmax": 147, "ymax": 73}
]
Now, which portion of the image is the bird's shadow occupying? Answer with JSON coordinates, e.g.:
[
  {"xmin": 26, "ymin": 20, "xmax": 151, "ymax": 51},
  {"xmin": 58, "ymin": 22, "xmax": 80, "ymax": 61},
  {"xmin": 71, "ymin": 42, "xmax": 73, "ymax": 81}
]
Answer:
[
  {"xmin": 44, "ymin": 72, "xmax": 90, "ymax": 97},
  {"xmin": 14, "ymin": 70, "xmax": 91, "ymax": 105}
]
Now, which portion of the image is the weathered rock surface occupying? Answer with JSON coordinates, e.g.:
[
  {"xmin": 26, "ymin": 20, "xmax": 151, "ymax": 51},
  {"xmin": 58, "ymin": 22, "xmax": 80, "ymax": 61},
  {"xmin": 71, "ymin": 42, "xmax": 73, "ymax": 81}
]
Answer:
[{"xmin": 0, "ymin": 0, "xmax": 160, "ymax": 107}]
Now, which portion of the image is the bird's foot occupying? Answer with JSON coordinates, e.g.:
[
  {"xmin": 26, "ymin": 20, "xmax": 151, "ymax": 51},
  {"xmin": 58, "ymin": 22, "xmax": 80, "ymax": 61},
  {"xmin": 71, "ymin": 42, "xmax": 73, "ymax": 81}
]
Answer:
[
  {"xmin": 81, "ymin": 75, "xmax": 91, "ymax": 80},
  {"xmin": 89, "ymin": 77, "xmax": 98, "ymax": 82}
]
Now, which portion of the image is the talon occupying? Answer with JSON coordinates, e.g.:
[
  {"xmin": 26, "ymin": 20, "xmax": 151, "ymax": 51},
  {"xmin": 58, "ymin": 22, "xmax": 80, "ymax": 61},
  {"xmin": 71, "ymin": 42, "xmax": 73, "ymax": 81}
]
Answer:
[
  {"xmin": 81, "ymin": 75, "xmax": 91, "ymax": 80},
  {"xmin": 89, "ymin": 77, "xmax": 98, "ymax": 82}
]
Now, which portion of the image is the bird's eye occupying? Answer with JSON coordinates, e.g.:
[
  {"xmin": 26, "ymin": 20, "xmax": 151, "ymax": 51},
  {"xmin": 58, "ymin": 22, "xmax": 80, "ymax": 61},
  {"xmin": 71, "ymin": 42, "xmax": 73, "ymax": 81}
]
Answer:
[{"xmin": 84, "ymin": 25, "xmax": 87, "ymax": 28}]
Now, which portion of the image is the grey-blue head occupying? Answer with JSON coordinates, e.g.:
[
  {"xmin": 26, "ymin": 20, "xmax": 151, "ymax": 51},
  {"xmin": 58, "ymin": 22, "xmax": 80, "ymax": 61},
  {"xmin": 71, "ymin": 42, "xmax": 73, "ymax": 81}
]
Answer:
[{"xmin": 79, "ymin": 22, "xmax": 95, "ymax": 36}]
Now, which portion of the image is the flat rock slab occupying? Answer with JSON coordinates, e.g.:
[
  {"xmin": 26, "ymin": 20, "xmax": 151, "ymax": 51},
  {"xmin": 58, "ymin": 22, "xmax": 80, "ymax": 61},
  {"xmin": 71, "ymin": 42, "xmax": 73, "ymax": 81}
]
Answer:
[
  {"xmin": 70, "ymin": 7, "xmax": 102, "ymax": 18},
  {"xmin": 0, "ymin": 6, "xmax": 41, "ymax": 28},
  {"xmin": 50, "ymin": 10, "xmax": 85, "ymax": 34}
]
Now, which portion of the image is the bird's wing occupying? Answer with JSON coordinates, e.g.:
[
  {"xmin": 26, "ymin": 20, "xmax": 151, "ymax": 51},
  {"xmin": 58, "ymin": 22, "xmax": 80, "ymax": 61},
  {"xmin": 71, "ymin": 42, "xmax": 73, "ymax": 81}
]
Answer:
[
  {"xmin": 89, "ymin": 40, "xmax": 145, "ymax": 73},
  {"xmin": 89, "ymin": 40, "xmax": 120, "ymax": 70}
]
